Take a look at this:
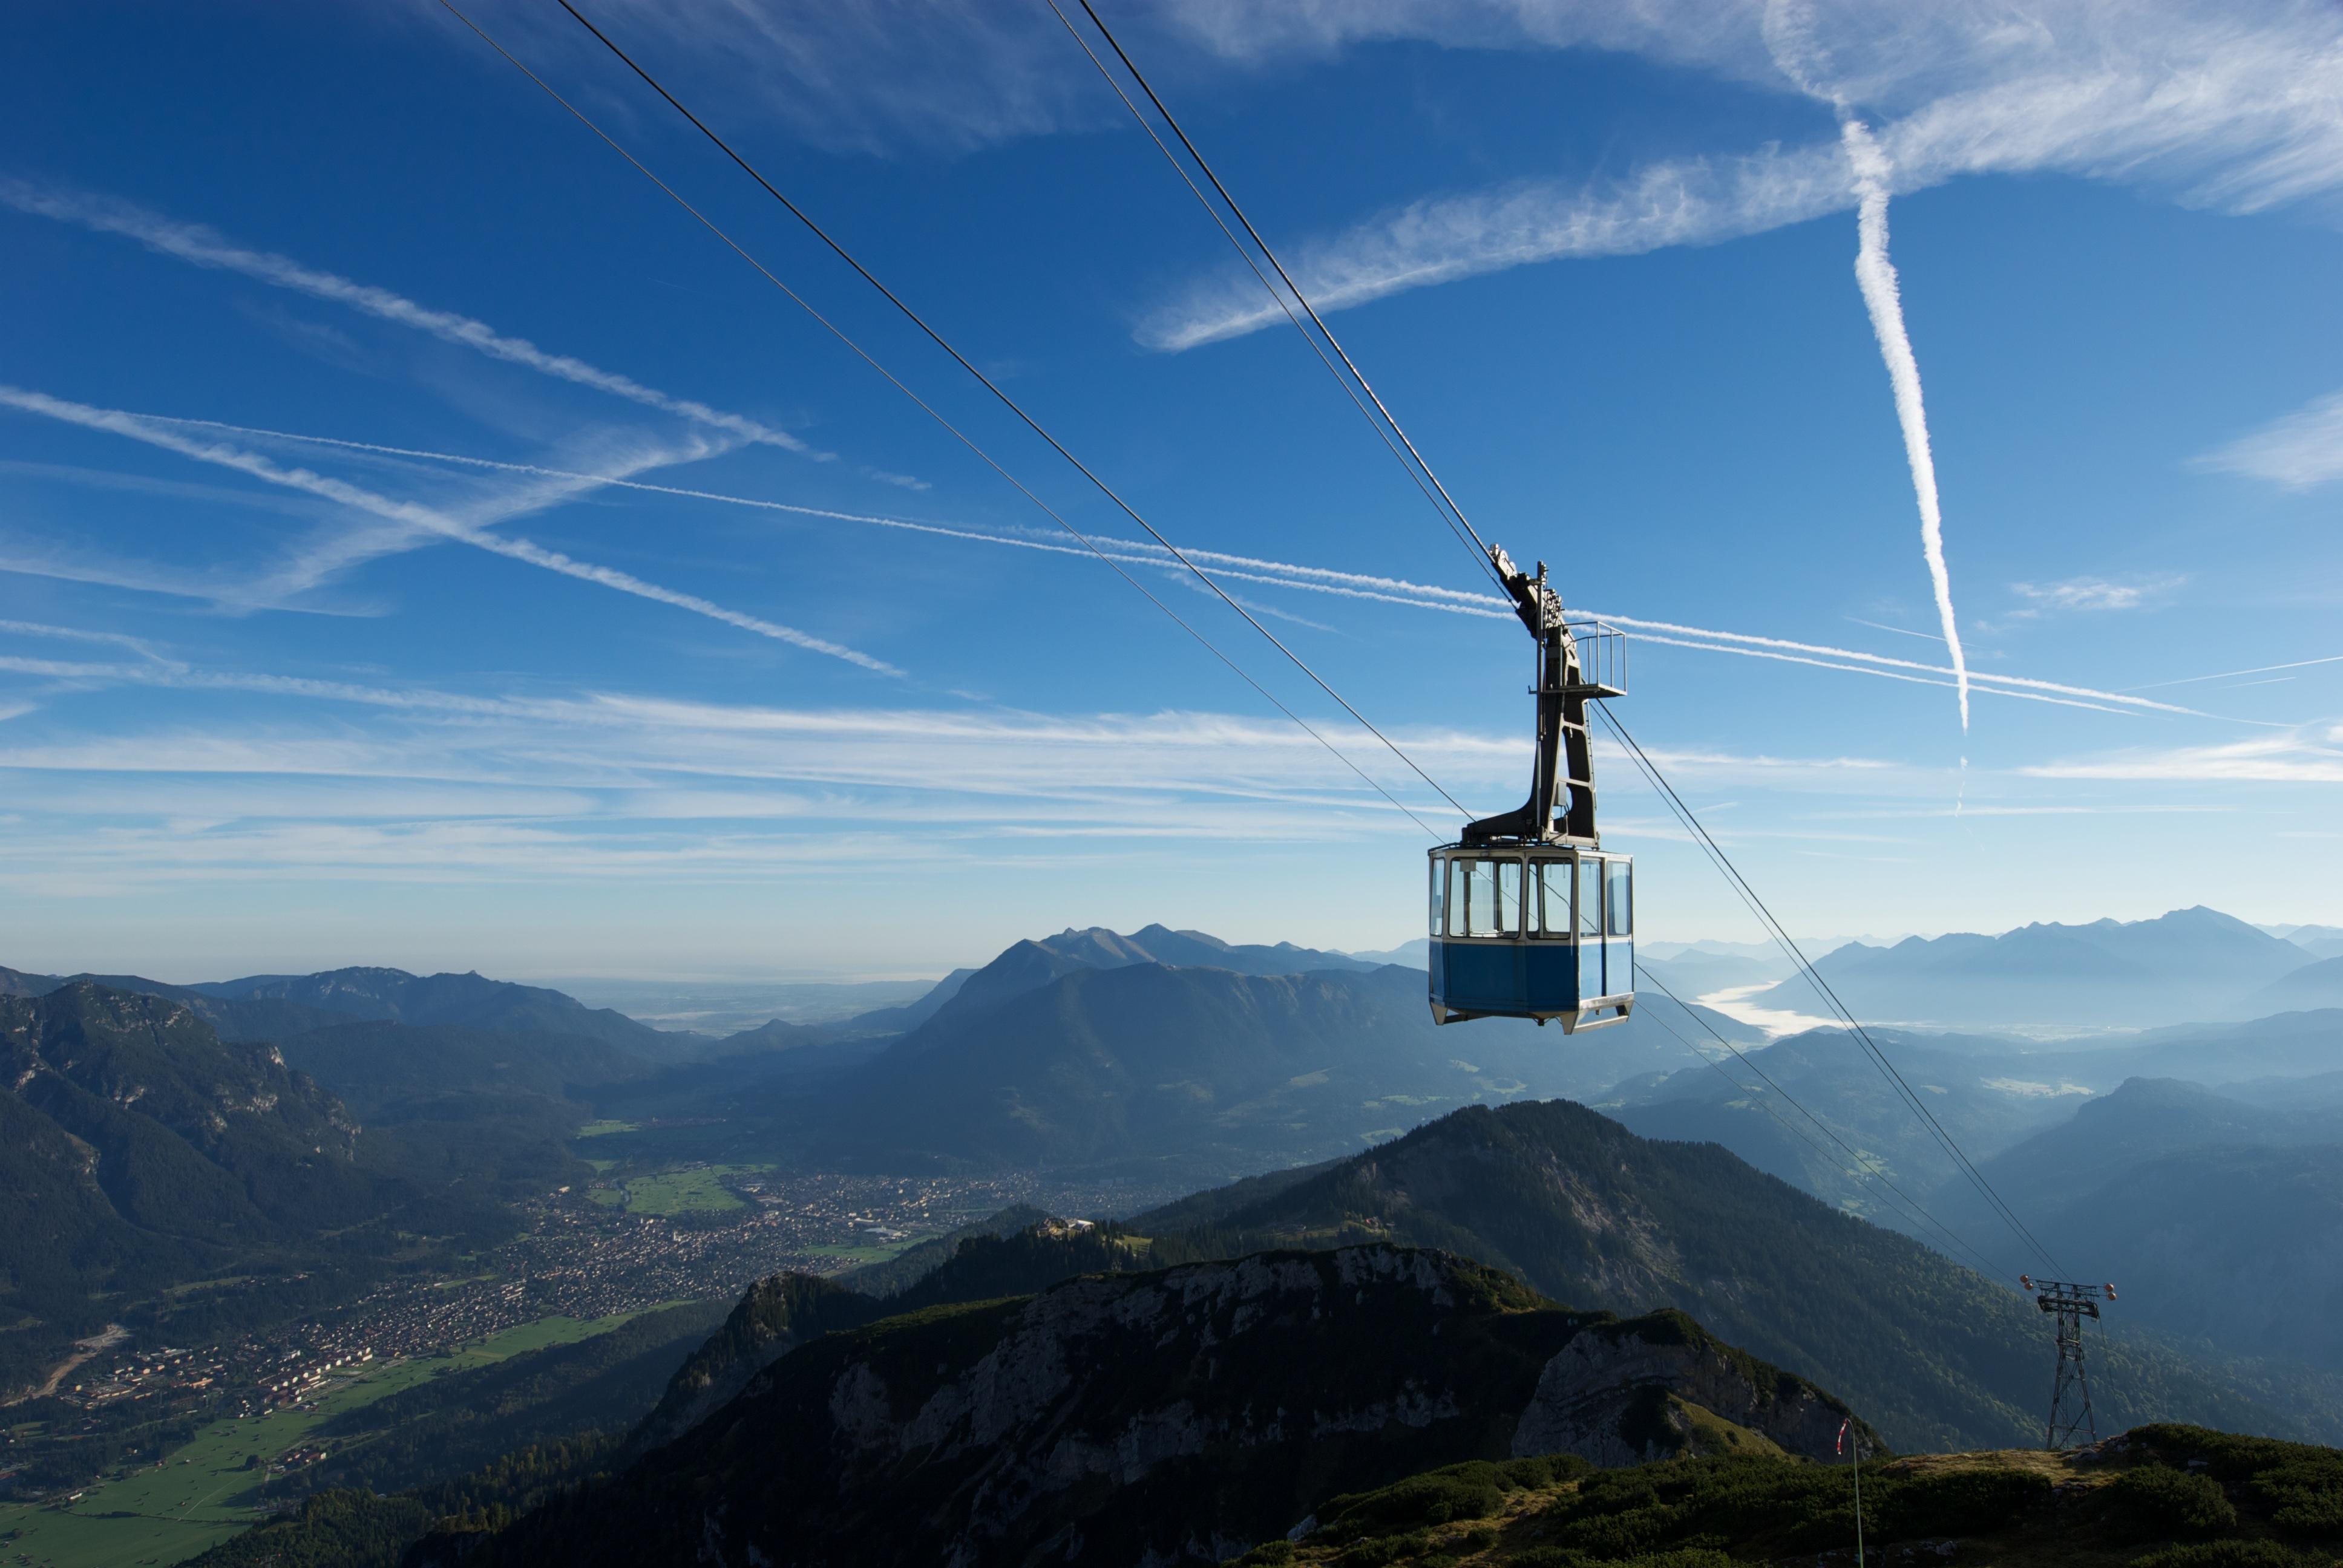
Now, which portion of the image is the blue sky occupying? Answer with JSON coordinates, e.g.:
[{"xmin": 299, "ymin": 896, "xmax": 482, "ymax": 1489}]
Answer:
[{"xmin": 3, "ymin": 0, "xmax": 2341, "ymax": 982}]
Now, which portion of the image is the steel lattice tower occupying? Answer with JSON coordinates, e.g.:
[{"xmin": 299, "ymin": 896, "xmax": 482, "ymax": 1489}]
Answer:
[{"xmin": 2024, "ymin": 1276, "xmax": 2115, "ymax": 1449}]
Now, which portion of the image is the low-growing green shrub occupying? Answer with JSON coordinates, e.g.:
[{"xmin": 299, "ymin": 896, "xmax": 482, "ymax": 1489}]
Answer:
[
  {"xmin": 1881, "ymin": 1466, "xmax": 2054, "ymax": 1537},
  {"xmin": 1230, "ymin": 1543, "xmax": 1295, "ymax": 1566},
  {"xmin": 1317, "ymin": 1456, "xmax": 1585, "ymax": 1540},
  {"xmin": 1608, "ymin": 1551, "xmax": 1738, "ymax": 1568},
  {"xmin": 2103, "ymin": 1466, "xmax": 2239, "ymax": 1544},
  {"xmin": 2128, "ymin": 1428, "xmax": 2309, "ymax": 1488},
  {"xmin": 1512, "ymin": 1552, "xmax": 1737, "ymax": 1568},
  {"xmin": 2132, "ymin": 1541, "xmax": 2310, "ymax": 1568},
  {"xmin": 1332, "ymin": 1533, "xmax": 1430, "ymax": 1567},
  {"xmin": 2251, "ymin": 1459, "xmax": 2343, "ymax": 1540}
]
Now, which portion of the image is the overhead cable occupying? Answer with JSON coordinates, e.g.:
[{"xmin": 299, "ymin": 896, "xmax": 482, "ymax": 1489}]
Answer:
[
  {"xmin": 436, "ymin": 0, "xmax": 1444, "ymax": 837},
  {"xmin": 1063, "ymin": 7, "xmax": 2065, "ymax": 1279},
  {"xmin": 1633, "ymin": 963, "xmax": 2008, "ymax": 1279},
  {"xmin": 540, "ymin": 0, "xmax": 1476, "ymax": 826},
  {"xmin": 1599, "ymin": 702, "xmax": 2065, "ymax": 1276},
  {"xmin": 1046, "ymin": 0, "xmax": 1506, "ymax": 596}
]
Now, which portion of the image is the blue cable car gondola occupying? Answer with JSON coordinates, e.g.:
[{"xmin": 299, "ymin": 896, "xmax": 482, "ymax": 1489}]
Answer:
[{"xmin": 1429, "ymin": 546, "xmax": 1633, "ymax": 1031}]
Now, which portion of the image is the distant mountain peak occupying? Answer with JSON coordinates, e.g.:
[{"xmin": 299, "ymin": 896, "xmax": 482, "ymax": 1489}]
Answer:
[{"xmin": 1797, "ymin": 905, "xmax": 2311, "ymax": 1028}]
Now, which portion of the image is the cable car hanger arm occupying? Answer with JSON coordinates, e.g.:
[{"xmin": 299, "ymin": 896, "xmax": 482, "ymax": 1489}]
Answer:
[{"xmin": 1462, "ymin": 544, "xmax": 1617, "ymax": 848}]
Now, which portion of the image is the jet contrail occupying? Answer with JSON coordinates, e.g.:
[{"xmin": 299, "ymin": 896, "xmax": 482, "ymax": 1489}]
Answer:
[
  {"xmin": 1841, "ymin": 119, "xmax": 1971, "ymax": 729},
  {"xmin": 2126, "ymin": 654, "xmax": 2343, "ymax": 690},
  {"xmin": 0, "ymin": 388, "xmax": 899, "ymax": 676},
  {"xmin": 128, "ymin": 408, "xmax": 2230, "ymax": 717},
  {"xmin": 119, "ymin": 415, "xmax": 2249, "ymax": 720},
  {"xmin": 0, "ymin": 177, "xmax": 825, "ymax": 459},
  {"xmin": 1625, "ymin": 634, "xmax": 2125, "ymax": 714}
]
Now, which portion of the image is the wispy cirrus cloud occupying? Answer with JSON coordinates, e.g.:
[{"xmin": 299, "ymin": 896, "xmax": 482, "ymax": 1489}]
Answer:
[
  {"xmin": 0, "ymin": 385, "xmax": 900, "ymax": 674},
  {"xmin": 1139, "ymin": 142, "xmax": 1851, "ymax": 350},
  {"xmin": 0, "ymin": 619, "xmax": 177, "ymax": 663},
  {"xmin": 0, "ymin": 428, "xmax": 736, "ymax": 616},
  {"xmin": 1137, "ymin": 1, "xmax": 2343, "ymax": 349},
  {"xmin": 2198, "ymin": 390, "xmax": 2343, "ymax": 491},
  {"xmin": 2024, "ymin": 727, "xmax": 2343, "ymax": 783},
  {"xmin": 0, "ymin": 176, "xmax": 828, "ymax": 458},
  {"xmin": 2007, "ymin": 573, "xmax": 2186, "ymax": 616},
  {"xmin": 108, "ymin": 413, "xmax": 2257, "ymax": 721},
  {"xmin": 0, "ymin": 641, "xmax": 1930, "ymax": 876}
]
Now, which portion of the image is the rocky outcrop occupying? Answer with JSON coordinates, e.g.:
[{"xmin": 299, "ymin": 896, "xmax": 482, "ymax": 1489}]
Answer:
[
  {"xmin": 1510, "ymin": 1310, "xmax": 1870, "ymax": 1466},
  {"xmin": 624, "ymin": 1273, "xmax": 880, "ymax": 1455},
  {"xmin": 454, "ymin": 1245, "xmax": 1866, "ymax": 1568}
]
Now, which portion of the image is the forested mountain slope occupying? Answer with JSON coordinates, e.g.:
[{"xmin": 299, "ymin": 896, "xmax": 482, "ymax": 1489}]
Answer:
[
  {"xmin": 0, "ymin": 985, "xmax": 612, "ymax": 1397},
  {"xmin": 796, "ymin": 961, "xmax": 1752, "ymax": 1177},
  {"xmin": 0, "ymin": 986, "xmax": 383, "ymax": 1371},
  {"xmin": 1128, "ymin": 1100, "xmax": 2329, "ymax": 1452}
]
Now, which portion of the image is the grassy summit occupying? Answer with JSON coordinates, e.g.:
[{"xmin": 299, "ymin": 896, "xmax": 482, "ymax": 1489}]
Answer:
[{"xmin": 1229, "ymin": 1424, "xmax": 2343, "ymax": 1568}]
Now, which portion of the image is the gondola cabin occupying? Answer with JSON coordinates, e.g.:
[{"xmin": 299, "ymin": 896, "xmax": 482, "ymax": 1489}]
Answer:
[
  {"xmin": 1425, "ymin": 543, "xmax": 1634, "ymax": 1030},
  {"xmin": 1427, "ymin": 848, "xmax": 1633, "ymax": 1030}
]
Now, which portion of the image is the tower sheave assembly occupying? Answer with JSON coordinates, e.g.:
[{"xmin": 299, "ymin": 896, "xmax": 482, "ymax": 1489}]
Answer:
[{"xmin": 2022, "ymin": 1275, "xmax": 2114, "ymax": 1449}]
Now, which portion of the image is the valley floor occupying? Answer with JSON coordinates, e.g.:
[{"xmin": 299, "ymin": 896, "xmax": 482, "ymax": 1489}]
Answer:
[
  {"xmin": 0, "ymin": 1163, "xmax": 1146, "ymax": 1568},
  {"xmin": 0, "ymin": 1312, "xmax": 649, "ymax": 1568}
]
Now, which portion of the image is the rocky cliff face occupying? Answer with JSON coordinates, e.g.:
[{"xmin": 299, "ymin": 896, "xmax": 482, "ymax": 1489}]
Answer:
[
  {"xmin": 624, "ymin": 1273, "xmax": 880, "ymax": 1455},
  {"xmin": 458, "ymin": 1245, "xmax": 1865, "ymax": 1568},
  {"xmin": 1510, "ymin": 1310, "xmax": 1853, "ymax": 1466}
]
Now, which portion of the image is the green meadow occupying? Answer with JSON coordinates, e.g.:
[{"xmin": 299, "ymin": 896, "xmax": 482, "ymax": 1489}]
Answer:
[{"xmin": 0, "ymin": 1312, "xmax": 648, "ymax": 1568}]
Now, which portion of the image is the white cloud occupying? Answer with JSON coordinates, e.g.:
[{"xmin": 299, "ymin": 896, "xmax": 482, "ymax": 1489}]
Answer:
[
  {"xmin": 1140, "ymin": 142, "xmax": 1850, "ymax": 350},
  {"xmin": 0, "ymin": 426, "xmax": 744, "ymax": 616},
  {"xmin": 0, "ymin": 177, "xmax": 826, "ymax": 457},
  {"xmin": 117, "ymin": 411, "xmax": 2246, "ymax": 724},
  {"xmin": 2024, "ymin": 728, "xmax": 2343, "ymax": 783},
  {"xmin": 1137, "ymin": 1, "xmax": 2343, "ymax": 348},
  {"xmin": 2198, "ymin": 390, "xmax": 2343, "ymax": 490},
  {"xmin": 0, "ymin": 619, "xmax": 177, "ymax": 664},
  {"xmin": 0, "ymin": 385, "xmax": 899, "ymax": 674},
  {"xmin": 2007, "ymin": 573, "xmax": 2186, "ymax": 615}
]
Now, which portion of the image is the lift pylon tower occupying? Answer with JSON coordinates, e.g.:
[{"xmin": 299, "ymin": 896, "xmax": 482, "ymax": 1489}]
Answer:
[{"xmin": 2022, "ymin": 1276, "xmax": 2115, "ymax": 1449}]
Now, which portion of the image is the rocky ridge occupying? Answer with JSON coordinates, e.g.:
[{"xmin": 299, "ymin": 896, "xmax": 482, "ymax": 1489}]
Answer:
[{"xmin": 448, "ymin": 1244, "xmax": 1867, "ymax": 1567}]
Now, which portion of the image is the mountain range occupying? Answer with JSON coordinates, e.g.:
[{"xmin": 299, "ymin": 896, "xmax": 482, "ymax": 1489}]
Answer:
[
  {"xmin": 1768, "ymin": 906, "xmax": 2316, "ymax": 1028},
  {"xmin": 185, "ymin": 1105, "xmax": 2343, "ymax": 1567},
  {"xmin": 1935, "ymin": 1076, "xmax": 2343, "ymax": 1373},
  {"xmin": 19, "ymin": 909, "xmax": 2343, "ymax": 1466},
  {"xmin": 1116, "ymin": 1097, "xmax": 2327, "ymax": 1453},
  {"xmin": 0, "ymin": 962, "xmax": 673, "ymax": 1053},
  {"xmin": 758, "ymin": 927, "xmax": 1759, "ymax": 1180}
]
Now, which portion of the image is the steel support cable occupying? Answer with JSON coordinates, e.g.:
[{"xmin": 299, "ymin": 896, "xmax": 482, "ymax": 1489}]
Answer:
[
  {"xmin": 437, "ymin": 1, "xmax": 1444, "ymax": 839},
  {"xmin": 1062, "ymin": 0, "xmax": 1509, "ymax": 598},
  {"xmin": 1037, "ymin": 0, "xmax": 1480, "ymax": 586},
  {"xmin": 1059, "ymin": 0, "xmax": 2057, "ymax": 1280},
  {"xmin": 1601, "ymin": 705, "xmax": 2059, "ymax": 1272},
  {"xmin": 546, "ymin": 0, "xmax": 1477, "ymax": 826},
  {"xmin": 1603, "ymin": 703, "xmax": 2056, "ymax": 1273},
  {"xmin": 1060, "ymin": 0, "xmax": 2058, "ymax": 1281},
  {"xmin": 1633, "ymin": 962, "xmax": 2008, "ymax": 1278},
  {"xmin": 1597, "ymin": 702, "xmax": 2065, "ymax": 1276}
]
